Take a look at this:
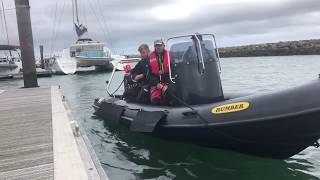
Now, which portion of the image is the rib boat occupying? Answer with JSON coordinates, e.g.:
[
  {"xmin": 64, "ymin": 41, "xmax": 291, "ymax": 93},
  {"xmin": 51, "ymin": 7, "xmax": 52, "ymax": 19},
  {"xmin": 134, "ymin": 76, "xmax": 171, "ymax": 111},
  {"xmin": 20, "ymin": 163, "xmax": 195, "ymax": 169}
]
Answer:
[{"xmin": 93, "ymin": 34, "xmax": 320, "ymax": 159}]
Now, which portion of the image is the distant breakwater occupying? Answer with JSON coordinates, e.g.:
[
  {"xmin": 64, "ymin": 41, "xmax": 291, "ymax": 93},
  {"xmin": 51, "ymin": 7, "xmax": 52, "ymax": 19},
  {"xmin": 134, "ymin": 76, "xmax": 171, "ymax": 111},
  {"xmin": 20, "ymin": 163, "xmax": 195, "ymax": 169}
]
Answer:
[
  {"xmin": 219, "ymin": 39, "xmax": 320, "ymax": 57},
  {"xmin": 125, "ymin": 39, "xmax": 320, "ymax": 58}
]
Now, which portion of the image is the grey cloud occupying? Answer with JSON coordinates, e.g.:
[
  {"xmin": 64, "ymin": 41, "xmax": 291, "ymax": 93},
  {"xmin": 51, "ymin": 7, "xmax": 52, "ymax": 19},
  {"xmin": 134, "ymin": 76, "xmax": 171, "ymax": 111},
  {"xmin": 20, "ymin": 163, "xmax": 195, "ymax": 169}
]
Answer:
[
  {"xmin": 194, "ymin": 0, "xmax": 320, "ymax": 26},
  {"xmin": 1, "ymin": 0, "xmax": 320, "ymax": 54}
]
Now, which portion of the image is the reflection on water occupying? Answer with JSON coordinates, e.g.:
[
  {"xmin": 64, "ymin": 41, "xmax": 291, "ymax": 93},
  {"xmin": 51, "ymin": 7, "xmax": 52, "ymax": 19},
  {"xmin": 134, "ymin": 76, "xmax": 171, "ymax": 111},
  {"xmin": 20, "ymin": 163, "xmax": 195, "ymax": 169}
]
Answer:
[{"xmin": 1, "ymin": 55, "xmax": 320, "ymax": 180}]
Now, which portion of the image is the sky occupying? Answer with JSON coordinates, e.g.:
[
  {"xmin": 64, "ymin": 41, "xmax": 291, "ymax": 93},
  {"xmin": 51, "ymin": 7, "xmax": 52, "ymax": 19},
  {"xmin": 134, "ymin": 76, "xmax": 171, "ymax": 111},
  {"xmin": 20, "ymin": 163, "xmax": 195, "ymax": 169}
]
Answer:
[{"xmin": 0, "ymin": 0, "xmax": 320, "ymax": 55}]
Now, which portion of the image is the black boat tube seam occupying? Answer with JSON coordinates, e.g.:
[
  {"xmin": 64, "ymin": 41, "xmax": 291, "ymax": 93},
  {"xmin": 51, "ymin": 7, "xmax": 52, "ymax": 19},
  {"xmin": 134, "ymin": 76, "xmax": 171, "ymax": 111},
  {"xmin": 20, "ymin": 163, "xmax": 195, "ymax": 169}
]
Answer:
[
  {"xmin": 161, "ymin": 106, "xmax": 320, "ymax": 128},
  {"xmin": 119, "ymin": 110, "xmax": 320, "ymax": 148},
  {"xmin": 94, "ymin": 104, "xmax": 320, "ymax": 128},
  {"xmin": 94, "ymin": 102, "xmax": 320, "ymax": 148}
]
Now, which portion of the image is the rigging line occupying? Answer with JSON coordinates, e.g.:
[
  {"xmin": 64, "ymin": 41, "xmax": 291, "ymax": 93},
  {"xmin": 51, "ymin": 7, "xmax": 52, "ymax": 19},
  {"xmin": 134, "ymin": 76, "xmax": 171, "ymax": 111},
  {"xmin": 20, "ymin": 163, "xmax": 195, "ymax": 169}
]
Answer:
[
  {"xmin": 0, "ymin": 7, "xmax": 15, "ymax": 12},
  {"xmin": 77, "ymin": 0, "xmax": 88, "ymax": 37},
  {"xmin": 97, "ymin": 0, "xmax": 114, "ymax": 50},
  {"xmin": 54, "ymin": 0, "xmax": 66, "ymax": 50},
  {"xmin": 1, "ymin": 0, "xmax": 10, "ymax": 45},
  {"xmin": 0, "ymin": 6, "xmax": 5, "ymax": 42},
  {"xmin": 96, "ymin": 0, "xmax": 113, "ymax": 48},
  {"xmin": 86, "ymin": 0, "xmax": 104, "ymax": 36},
  {"xmin": 72, "ymin": 0, "xmax": 78, "ymax": 39},
  {"xmin": 50, "ymin": 0, "xmax": 59, "ymax": 55},
  {"xmin": 71, "ymin": 0, "xmax": 78, "ymax": 39},
  {"xmin": 74, "ymin": 0, "xmax": 79, "ymax": 24},
  {"xmin": 71, "ymin": 0, "xmax": 75, "ymax": 24},
  {"xmin": 81, "ymin": 0, "xmax": 89, "ymax": 36},
  {"xmin": 86, "ymin": 0, "xmax": 110, "ymax": 47},
  {"xmin": 52, "ymin": 0, "xmax": 66, "ymax": 54}
]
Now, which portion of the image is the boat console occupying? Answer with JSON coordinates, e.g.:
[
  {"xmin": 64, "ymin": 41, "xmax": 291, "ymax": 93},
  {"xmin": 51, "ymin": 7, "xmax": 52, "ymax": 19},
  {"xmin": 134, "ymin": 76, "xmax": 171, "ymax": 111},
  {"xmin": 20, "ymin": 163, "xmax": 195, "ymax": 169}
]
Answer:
[{"xmin": 167, "ymin": 34, "xmax": 224, "ymax": 105}]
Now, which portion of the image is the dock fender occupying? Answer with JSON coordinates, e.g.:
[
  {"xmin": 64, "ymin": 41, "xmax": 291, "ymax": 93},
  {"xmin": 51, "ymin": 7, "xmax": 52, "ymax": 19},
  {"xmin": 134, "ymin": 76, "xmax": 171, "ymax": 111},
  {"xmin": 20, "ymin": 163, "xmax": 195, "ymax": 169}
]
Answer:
[
  {"xmin": 98, "ymin": 101, "xmax": 124, "ymax": 124},
  {"xmin": 130, "ymin": 111, "xmax": 166, "ymax": 133}
]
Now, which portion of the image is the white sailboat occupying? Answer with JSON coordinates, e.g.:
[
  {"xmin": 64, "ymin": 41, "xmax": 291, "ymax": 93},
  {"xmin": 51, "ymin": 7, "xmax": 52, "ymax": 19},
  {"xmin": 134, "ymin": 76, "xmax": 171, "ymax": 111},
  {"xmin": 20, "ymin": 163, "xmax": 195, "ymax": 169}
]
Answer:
[
  {"xmin": 51, "ymin": 0, "xmax": 142, "ymax": 74},
  {"xmin": 70, "ymin": 38, "xmax": 113, "ymax": 68},
  {"xmin": 0, "ymin": 2, "xmax": 22, "ymax": 78},
  {"xmin": 110, "ymin": 55, "xmax": 141, "ymax": 71},
  {"xmin": 0, "ymin": 45, "xmax": 22, "ymax": 78},
  {"xmin": 52, "ymin": 0, "xmax": 113, "ymax": 74}
]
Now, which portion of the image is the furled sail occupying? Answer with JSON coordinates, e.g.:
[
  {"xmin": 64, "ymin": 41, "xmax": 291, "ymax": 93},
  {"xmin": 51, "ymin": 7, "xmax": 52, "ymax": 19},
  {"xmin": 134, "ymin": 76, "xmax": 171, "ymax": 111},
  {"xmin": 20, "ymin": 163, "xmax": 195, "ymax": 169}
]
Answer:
[{"xmin": 74, "ymin": 23, "xmax": 88, "ymax": 37}]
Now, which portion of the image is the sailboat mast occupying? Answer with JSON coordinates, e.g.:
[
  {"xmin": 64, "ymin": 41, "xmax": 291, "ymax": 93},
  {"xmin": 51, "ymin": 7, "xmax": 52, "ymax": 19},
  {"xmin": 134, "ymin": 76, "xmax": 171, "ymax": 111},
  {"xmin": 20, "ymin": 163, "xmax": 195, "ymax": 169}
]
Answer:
[
  {"xmin": 72, "ymin": 0, "xmax": 88, "ymax": 38},
  {"xmin": 1, "ymin": 0, "xmax": 11, "ymax": 56},
  {"xmin": 1, "ymin": 0, "xmax": 10, "ymax": 45},
  {"xmin": 71, "ymin": 0, "xmax": 75, "ymax": 24},
  {"xmin": 74, "ymin": 0, "xmax": 80, "ymax": 25}
]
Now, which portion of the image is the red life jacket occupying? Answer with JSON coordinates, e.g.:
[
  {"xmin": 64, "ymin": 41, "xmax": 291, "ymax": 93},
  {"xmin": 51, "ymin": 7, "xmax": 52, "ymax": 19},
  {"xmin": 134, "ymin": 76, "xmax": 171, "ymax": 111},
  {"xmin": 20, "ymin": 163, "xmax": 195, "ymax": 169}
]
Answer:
[{"xmin": 149, "ymin": 50, "xmax": 170, "ymax": 77}]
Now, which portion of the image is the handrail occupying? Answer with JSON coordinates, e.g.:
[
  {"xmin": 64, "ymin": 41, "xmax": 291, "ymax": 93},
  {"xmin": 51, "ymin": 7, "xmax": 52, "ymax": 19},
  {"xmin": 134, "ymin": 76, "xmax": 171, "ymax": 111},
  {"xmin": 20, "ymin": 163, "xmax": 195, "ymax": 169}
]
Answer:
[
  {"xmin": 167, "ymin": 34, "xmax": 204, "ymax": 84},
  {"xmin": 166, "ymin": 36, "xmax": 190, "ymax": 84},
  {"xmin": 167, "ymin": 49, "xmax": 175, "ymax": 84},
  {"xmin": 106, "ymin": 59, "xmax": 141, "ymax": 96},
  {"xmin": 194, "ymin": 35, "xmax": 205, "ymax": 73},
  {"xmin": 106, "ymin": 61, "xmax": 118, "ymax": 97},
  {"xmin": 212, "ymin": 35, "xmax": 222, "ymax": 74}
]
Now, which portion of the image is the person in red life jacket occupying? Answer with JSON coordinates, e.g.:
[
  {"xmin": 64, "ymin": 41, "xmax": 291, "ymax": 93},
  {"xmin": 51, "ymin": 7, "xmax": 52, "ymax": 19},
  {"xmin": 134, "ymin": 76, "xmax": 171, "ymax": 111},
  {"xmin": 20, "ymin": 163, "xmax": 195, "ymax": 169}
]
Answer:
[{"xmin": 149, "ymin": 39, "xmax": 171, "ymax": 105}]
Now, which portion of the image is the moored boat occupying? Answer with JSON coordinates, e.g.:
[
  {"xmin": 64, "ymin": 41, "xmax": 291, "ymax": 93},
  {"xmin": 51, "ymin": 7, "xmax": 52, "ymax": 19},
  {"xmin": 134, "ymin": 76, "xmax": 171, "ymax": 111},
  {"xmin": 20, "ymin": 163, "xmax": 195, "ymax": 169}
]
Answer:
[
  {"xmin": 52, "ymin": 0, "xmax": 113, "ymax": 74},
  {"xmin": 70, "ymin": 38, "xmax": 113, "ymax": 70},
  {"xmin": 0, "ymin": 45, "xmax": 22, "ymax": 78},
  {"xmin": 53, "ymin": 48, "xmax": 77, "ymax": 75},
  {"xmin": 110, "ymin": 56, "xmax": 141, "ymax": 71}
]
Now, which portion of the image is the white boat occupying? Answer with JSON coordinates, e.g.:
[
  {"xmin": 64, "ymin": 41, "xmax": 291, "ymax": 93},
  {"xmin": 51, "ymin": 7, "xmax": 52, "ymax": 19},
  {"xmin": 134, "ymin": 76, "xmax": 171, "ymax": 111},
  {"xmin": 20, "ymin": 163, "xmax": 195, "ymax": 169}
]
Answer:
[
  {"xmin": 52, "ymin": 43, "xmax": 114, "ymax": 75},
  {"xmin": 52, "ymin": 48, "xmax": 77, "ymax": 74},
  {"xmin": 0, "ymin": 4, "xmax": 22, "ymax": 78},
  {"xmin": 0, "ymin": 45, "xmax": 22, "ymax": 78},
  {"xmin": 65, "ymin": 0, "xmax": 113, "ymax": 71},
  {"xmin": 110, "ymin": 55, "xmax": 141, "ymax": 71},
  {"xmin": 51, "ymin": 0, "xmax": 131, "ymax": 74},
  {"xmin": 70, "ymin": 38, "xmax": 113, "ymax": 69}
]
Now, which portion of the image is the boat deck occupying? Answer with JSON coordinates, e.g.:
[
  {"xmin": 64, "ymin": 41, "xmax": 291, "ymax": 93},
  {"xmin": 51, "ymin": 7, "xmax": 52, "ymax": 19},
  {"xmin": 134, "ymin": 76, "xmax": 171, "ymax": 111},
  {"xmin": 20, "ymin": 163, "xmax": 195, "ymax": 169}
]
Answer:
[{"xmin": 0, "ymin": 87, "xmax": 107, "ymax": 180}]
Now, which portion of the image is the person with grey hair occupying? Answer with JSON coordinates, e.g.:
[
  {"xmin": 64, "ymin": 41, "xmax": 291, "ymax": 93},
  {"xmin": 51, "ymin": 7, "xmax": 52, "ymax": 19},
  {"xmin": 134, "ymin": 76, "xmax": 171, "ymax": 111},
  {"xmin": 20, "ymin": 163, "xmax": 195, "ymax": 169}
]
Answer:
[{"xmin": 148, "ymin": 39, "xmax": 171, "ymax": 105}]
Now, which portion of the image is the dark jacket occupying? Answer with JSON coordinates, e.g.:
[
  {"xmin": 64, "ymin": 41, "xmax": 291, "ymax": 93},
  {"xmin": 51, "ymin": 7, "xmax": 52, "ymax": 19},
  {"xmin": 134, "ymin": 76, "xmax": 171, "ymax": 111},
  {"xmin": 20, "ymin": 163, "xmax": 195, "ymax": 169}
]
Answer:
[
  {"xmin": 130, "ymin": 57, "xmax": 151, "ymax": 85},
  {"xmin": 123, "ymin": 57, "xmax": 151, "ymax": 103}
]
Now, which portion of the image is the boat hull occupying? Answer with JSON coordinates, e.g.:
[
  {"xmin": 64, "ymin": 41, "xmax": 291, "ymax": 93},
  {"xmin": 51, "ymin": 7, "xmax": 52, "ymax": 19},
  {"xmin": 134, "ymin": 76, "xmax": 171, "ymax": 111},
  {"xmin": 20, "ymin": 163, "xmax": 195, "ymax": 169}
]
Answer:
[
  {"xmin": 53, "ymin": 48, "xmax": 77, "ymax": 75},
  {"xmin": 53, "ymin": 56, "xmax": 77, "ymax": 75},
  {"xmin": 93, "ymin": 79, "xmax": 320, "ymax": 159},
  {"xmin": 76, "ymin": 56, "xmax": 113, "ymax": 67},
  {"xmin": 152, "ymin": 111, "xmax": 320, "ymax": 159},
  {"xmin": 0, "ymin": 61, "xmax": 22, "ymax": 76},
  {"xmin": 110, "ymin": 58, "xmax": 141, "ymax": 71}
]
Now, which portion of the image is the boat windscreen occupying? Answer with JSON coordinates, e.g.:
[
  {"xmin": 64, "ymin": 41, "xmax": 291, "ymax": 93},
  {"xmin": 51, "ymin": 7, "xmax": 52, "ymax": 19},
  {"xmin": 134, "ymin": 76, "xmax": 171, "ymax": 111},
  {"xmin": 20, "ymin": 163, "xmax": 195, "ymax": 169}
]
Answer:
[
  {"xmin": 166, "ymin": 34, "xmax": 224, "ymax": 104},
  {"xmin": 170, "ymin": 39, "xmax": 217, "ymax": 65}
]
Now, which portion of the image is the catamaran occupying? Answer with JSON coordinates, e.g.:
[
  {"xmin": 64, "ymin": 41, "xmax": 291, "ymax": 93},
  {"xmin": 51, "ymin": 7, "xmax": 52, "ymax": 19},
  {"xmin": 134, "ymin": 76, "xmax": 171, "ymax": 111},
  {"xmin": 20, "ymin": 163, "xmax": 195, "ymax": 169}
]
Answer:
[
  {"xmin": 0, "ymin": 2, "xmax": 22, "ymax": 79},
  {"xmin": 0, "ymin": 45, "xmax": 22, "ymax": 79},
  {"xmin": 53, "ymin": 0, "xmax": 113, "ymax": 74}
]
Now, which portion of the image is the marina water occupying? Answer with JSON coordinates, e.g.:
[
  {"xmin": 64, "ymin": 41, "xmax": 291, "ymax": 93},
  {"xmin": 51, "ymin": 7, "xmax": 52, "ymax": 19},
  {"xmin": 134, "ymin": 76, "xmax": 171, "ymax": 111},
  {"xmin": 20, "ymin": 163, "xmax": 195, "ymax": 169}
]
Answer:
[{"xmin": 1, "ymin": 55, "xmax": 320, "ymax": 180}]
